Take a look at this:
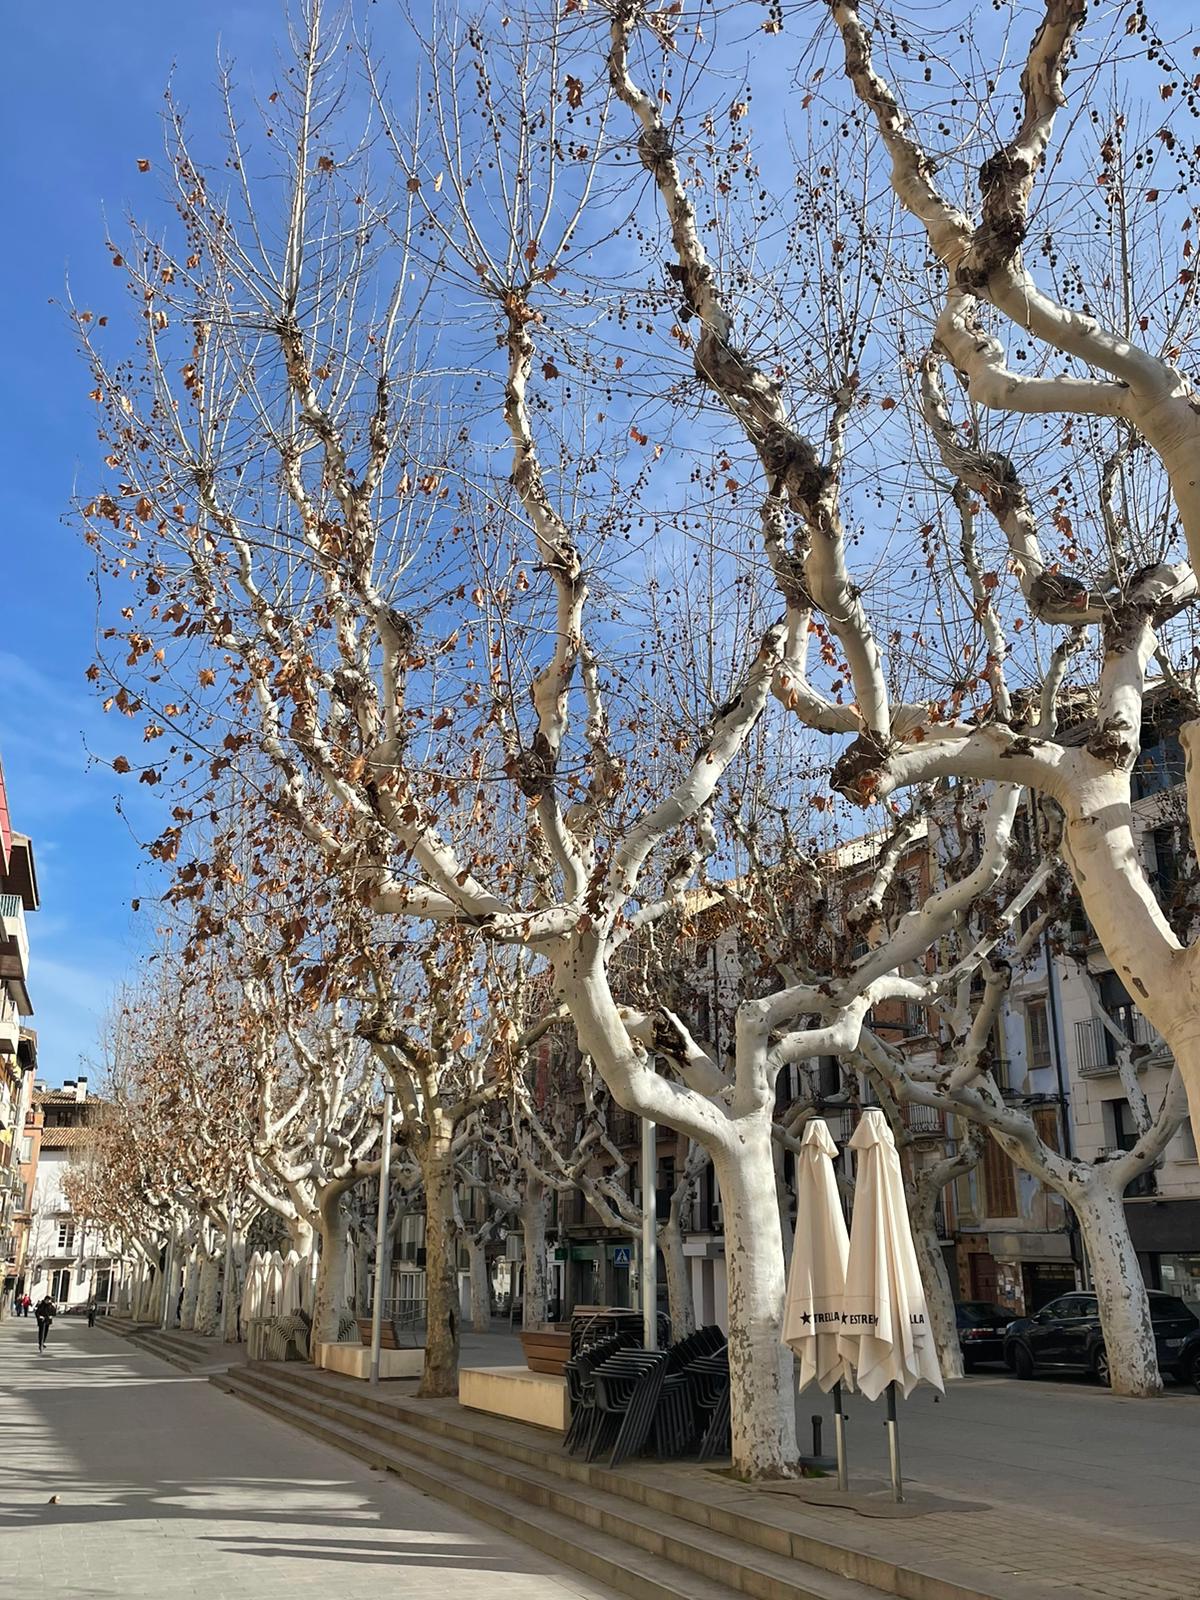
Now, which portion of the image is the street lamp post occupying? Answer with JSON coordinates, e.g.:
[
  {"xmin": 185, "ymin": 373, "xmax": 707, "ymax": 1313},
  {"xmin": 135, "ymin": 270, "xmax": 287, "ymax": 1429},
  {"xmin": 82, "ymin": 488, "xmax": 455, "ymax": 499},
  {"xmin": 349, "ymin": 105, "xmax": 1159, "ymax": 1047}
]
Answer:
[
  {"xmin": 641, "ymin": 1115, "xmax": 657, "ymax": 1351},
  {"xmin": 369, "ymin": 1088, "xmax": 394, "ymax": 1386}
]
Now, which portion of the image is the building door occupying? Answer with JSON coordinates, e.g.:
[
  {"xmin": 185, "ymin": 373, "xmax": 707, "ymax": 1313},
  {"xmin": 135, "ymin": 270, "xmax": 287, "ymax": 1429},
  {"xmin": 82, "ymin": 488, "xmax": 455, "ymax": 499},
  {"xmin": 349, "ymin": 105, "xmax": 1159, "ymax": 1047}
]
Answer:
[
  {"xmin": 94, "ymin": 1267, "xmax": 113, "ymax": 1305},
  {"xmin": 50, "ymin": 1269, "xmax": 71, "ymax": 1302},
  {"xmin": 969, "ymin": 1252, "xmax": 999, "ymax": 1302}
]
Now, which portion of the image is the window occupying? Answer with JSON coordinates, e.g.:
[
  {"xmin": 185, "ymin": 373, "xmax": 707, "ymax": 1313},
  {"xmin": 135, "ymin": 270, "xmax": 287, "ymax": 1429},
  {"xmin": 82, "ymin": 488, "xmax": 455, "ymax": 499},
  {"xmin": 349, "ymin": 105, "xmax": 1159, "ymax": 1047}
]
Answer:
[
  {"xmin": 56, "ymin": 1222, "xmax": 75, "ymax": 1252},
  {"xmin": 982, "ymin": 1138, "xmax": 1017, "ymax": 1218},
  {"xmin": 1033, "ymin": 1107, "xmax": 1060, "ymax": 1154},
  {"xmin": 1132, "ymin": 729, "xmax": 1184, "ymax": 800},
  {"xmin": 50, "ymin": 1269, "xmax": 71, "ymax": 1301},
  {"xmin": 1176, "ymin": 1120, "xmax": 1198, "ymax": 1163},
  {"xmin": 1026, "ymin": 1001, "xmax": 1052, "ymax": 1072},
  {"xmin": 19, "ymin": 1136, "xmax": 32, "ymax": 1163},
  {"xmin": 1105, "ymin": 1098, "xmax": 1155, "ymax": 1197}
]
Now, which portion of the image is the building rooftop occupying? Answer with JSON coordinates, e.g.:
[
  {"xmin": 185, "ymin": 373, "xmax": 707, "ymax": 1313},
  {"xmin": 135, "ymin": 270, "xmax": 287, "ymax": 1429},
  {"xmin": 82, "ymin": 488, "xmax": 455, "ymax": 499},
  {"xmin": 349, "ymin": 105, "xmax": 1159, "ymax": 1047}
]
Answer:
[{"xmin": 39, "ymin": 1126, "xmax": 104, "ymax": 1150}]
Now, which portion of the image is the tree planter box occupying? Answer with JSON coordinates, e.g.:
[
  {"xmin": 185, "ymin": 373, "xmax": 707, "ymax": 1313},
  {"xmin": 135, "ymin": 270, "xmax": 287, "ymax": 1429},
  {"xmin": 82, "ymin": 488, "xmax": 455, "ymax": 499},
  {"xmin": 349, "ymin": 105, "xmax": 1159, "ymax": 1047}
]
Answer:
[
  {"xmin": 460, "ymin": 1365, "xmax": 569, "ymax": 1431},
  {"xmin": 318, "ymin": 1342, "xmax": 424, "ymax": 1380},
  {"xmin": 519, "ymin": 1325, "xmax": 571, "ymax": 1376}
]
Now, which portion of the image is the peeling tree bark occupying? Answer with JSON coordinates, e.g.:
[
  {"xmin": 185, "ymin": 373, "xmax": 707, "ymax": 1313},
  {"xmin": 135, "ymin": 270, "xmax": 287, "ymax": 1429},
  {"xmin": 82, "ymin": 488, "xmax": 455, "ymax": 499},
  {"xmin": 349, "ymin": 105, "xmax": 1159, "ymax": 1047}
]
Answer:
[
  {"xmin": 712, "ymin": 1118, "xmax": 799, "ymax": 1479},
  {"xmin": 420, "ymin": 1131, "xmax": 461, "ymax": 1398},
  {"xmin": 1070, "ymin": 1173, "xmax": 1161, "ymax": 1395},
  {"xmin": 521, "ymin": 1180, "xmax": 550, "ymax": 1328}
]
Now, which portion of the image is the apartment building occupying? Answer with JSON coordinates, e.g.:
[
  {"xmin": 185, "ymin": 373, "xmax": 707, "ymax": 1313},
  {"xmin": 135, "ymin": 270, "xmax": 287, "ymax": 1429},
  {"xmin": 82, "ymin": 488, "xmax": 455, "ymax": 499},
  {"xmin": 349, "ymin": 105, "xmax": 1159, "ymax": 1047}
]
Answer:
[
  {"xmin": 0, "ymin": 759, "xmax": 39, "ymax": 1307},
  {"xmin": 24, "ymin": 1077, "xmax": 124, "ymax": 1312}
]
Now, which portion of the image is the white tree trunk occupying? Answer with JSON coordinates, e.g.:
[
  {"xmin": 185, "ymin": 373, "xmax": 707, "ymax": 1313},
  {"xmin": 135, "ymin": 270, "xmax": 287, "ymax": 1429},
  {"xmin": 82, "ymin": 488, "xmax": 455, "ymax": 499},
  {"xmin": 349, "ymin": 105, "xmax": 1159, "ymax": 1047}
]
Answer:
[
  {"xmin": 290, "ymin": 1216, "xmax": 316, "ymax": 1257},
  {"xmin": 467, "ymin": 1236, "xmax": 492, "ymax": 1332},
  {"xmin": 1072, "ymin": 1174, "xmax": 1161, "ymax": 1397},
  {"xmin": 908, "ymin": 1183, "xmax": 963, "ymax": 1381},
  {"xmin": 352, "ymin": 1229, "xmax": 371, "ymax": 1315},
  {"xmin": 313, "ymin": 1187, "xmax": 351, "ymax": 1350},
  {"xmin": 660, "ymin": 1208, "xmax": 696, "ymax": 1340},
  {"xmin": 521, "ymin": 1182, "xmax": 550, "ymax": 1328},
  {"xmin": 221, "ymin": 1234, "xmax": 245, "ymax": 1343},
  {"xmin": 195, "ymin": 1256, "xmax": 221, "ymax": 1336},
  {"xmin": 421, "ymin": 1130, "xmax": 461, "ymax": 1397},
  {"xmin": 179, "ymin": 1250, "xmax": 201, "ymax": 1330},
  {"xmin": 713, "ymin": 1116, "xmax": 798, "ymax": 1479}
]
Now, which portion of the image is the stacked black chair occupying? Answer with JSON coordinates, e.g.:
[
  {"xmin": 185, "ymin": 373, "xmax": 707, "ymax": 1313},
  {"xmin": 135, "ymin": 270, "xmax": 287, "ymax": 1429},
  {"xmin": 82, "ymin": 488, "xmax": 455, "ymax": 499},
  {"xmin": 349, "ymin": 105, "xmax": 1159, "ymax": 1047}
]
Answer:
[
  {"xmin": 562, "ymin": 1332, "xmax": 636, "ymax": 1457},
  {"xmin": 651, "ymin": 1325, "xmax": 727, "ymax": 1457},
  {"xmin": 688, "ymin": 1348, "xmax": 732, "ymax": 1460},
  {"xmin": 590, "ymin": 1348, "xmax": 669, "ymax": 1467}
]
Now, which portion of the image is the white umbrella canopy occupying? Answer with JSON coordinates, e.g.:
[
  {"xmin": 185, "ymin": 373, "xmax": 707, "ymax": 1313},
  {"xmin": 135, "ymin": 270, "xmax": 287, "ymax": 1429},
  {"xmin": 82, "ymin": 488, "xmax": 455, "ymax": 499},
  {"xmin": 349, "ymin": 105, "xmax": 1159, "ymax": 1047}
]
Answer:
[
  {"xmin": 782, "ymin": 1119, "xmax": 855, "ymax": 1394},
  {"xmin": 240, "ymin": 1252, "xmax": 264, "ymax": 1324},
  {"xmin": 837, "ymin": 1108, "xmax": 943, "ymax": 1402},
  {"xmin": 279, "ymin": 1250, "xmax": 305, "ymax": 1318},
  {"xmin": 263, "ymin": 1251, "xmax": 286, "ymax": 1319}
]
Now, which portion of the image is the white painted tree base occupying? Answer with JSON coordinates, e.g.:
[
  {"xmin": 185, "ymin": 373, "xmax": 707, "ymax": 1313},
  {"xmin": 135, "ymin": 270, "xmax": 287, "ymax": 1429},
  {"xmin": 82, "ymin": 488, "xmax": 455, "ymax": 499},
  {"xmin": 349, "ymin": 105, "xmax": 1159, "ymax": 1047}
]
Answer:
[
  {"xmin": 316, "ymin": 1343, "xmax": 425, "ymax": 1380},
  {"xmin": 459, "ymin": 1365, "xmax": 569, "ymax": 1431}
]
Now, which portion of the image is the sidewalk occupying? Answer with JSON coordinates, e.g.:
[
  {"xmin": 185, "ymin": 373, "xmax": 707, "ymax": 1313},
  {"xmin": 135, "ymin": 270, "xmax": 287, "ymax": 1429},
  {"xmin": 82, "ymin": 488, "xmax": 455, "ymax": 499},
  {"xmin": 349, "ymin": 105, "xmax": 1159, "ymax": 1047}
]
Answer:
[{"xmin": 0, "ymin": 1317, "xmax": 618, "ymax": 1600}]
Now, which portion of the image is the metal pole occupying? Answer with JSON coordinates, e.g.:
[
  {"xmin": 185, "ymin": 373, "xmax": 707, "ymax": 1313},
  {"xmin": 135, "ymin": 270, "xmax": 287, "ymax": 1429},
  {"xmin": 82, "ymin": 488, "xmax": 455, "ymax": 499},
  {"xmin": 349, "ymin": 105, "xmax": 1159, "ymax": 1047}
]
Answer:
[
  {"xmin": 885, "ymin": 1381, "xmax": 903, "ymax": 1502},
  {"xmin": 369, "ymin": 1089, "xmax": 394, "ymax": 1386},
  {"xmin": 833, "ymin": 1379, "xmax": 849, "ymax": 1493},
  {"xmin": 641, "ymin": 1114, "xmax": 657, "ymax": 1350}
]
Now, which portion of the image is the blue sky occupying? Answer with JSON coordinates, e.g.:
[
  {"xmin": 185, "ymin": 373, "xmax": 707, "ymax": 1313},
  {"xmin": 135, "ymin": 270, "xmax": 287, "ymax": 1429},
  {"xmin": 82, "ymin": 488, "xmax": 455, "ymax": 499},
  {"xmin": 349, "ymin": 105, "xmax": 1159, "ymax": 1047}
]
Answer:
[
  {"xmin": 0, "ymin": 1, "xmax": 1177, "ymax": 1085},
  {"xmin": 0, "ymin": 4, "xmax": 299, "ymax": 1085}
]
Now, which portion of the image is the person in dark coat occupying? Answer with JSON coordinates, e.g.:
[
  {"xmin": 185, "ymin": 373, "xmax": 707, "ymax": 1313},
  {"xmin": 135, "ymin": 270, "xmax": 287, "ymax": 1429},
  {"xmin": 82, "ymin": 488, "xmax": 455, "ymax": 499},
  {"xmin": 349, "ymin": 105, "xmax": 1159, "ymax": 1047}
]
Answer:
[{"xmin": 34, "ymin": 1296, "xmax": 56, "ymax": 1351}]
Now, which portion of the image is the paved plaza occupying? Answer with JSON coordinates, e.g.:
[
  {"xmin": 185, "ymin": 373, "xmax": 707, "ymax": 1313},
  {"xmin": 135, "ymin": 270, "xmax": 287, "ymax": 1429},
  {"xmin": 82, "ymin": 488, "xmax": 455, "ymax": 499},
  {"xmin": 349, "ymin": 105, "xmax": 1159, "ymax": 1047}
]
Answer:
[
  {"xmin": 0, "ymin": 1318, "xmax": 617, "ymax": 1600},
  {"xmin": 5, "ymin": 1315, "xmax": 1200, "ymax": 1600}
]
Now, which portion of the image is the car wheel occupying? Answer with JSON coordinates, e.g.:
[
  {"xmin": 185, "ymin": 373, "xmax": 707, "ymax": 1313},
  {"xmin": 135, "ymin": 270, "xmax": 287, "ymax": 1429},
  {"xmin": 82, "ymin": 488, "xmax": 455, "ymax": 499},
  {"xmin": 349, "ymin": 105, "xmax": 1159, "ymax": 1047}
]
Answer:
[
  {"xmin": 963, "ymin": 1355, "xmax": 978, "ymax": 1374},
  {"xmin": 1011, "ymin": 1344, "xmax": 1034, "ymax": 1380},
  {"xmin": 1189, "ymin": 1349, "xmax": 1200, "ymax": 1397},
  {"xmin": 1093, "ymin": 1347, "xmax": 1111, "ymax": 1387}
]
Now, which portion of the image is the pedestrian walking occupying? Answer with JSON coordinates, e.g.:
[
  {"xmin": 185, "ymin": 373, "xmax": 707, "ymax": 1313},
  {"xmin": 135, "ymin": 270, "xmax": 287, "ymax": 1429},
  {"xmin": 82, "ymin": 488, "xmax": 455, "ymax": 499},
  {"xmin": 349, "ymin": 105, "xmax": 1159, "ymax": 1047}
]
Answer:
[
  {"xmin": 86, "ymin": 1296, "xmax": 98, "ymax": 1328},
  {"xmin": 34, "ymin": 1295, "xmax": 56, "ymax": 1351},
  {"xmin": 21, "ymin": 1292, "xmax": 31, "ymax": 1318}
]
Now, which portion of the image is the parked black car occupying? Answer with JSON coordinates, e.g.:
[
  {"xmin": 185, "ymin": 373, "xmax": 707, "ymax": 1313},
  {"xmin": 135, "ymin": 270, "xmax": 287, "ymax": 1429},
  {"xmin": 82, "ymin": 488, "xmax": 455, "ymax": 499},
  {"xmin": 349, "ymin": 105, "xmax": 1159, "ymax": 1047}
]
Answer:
[
  {"xmin": 955, "ymin": 1301, "xmax": 1011, "ymax": 1370},
  {"xmin": 1004, "ymin": 1290, "xmax": 1199, "ymax": 1384},
  {"xmin": 1171, "ymin": 1325, "xmax": 1200, "ymax": 1393}
]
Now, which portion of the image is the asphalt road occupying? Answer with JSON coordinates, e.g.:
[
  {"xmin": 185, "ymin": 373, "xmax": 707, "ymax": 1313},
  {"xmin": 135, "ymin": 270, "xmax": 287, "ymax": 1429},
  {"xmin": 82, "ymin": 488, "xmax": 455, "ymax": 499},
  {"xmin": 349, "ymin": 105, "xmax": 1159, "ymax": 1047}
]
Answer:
[{"xmin": 800, "ymin": 1362, "xmax": 1200, "ymax": 1546}]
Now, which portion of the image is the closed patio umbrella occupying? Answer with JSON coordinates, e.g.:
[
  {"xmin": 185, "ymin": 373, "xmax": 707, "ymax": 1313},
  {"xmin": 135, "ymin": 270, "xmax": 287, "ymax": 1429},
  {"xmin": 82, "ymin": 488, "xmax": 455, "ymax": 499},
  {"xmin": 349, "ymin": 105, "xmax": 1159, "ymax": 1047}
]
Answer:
[
  {"xmin": 783, "ymin": 1119, "xmax": 854, "ymax": 1393},
  {"xmin": 239, "ymin": 1251, "xmax": 264, "ymax": 1326},
  {"xmin": 280, "ymin": 1250, "xmax": 304, "ymax": 1317},
  {"xmin": 263, "ymin": 1251, "xmax": 285, "ymax": 1319},
  {"xmin": 782, "ymin": 1117, "xmax": 853, "ymax": 1489},
  {"xmin": 837, "ymin": 1107, "xmax": 942, "ymax": 1499}
]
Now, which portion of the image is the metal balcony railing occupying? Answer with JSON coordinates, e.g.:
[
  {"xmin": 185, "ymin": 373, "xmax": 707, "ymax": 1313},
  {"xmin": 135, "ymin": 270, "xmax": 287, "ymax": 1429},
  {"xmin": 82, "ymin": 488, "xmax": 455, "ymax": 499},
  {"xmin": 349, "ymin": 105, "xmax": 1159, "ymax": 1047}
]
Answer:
[
  {"xmin": 1074, "ymin": 1010, "xmax": 1159, "ymax": 1077},
  {"xmin": 904, "ymin": 1103, "xmax": 945, "ymax": 1139}
]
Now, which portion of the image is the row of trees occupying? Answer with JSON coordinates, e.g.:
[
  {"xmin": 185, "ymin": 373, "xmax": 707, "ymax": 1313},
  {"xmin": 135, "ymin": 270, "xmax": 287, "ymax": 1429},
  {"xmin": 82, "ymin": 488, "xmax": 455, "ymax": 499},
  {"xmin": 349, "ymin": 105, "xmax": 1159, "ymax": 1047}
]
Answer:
[{"xmin": 73, "ymin": 0, "xmax": 1200, "ymax": 1476}]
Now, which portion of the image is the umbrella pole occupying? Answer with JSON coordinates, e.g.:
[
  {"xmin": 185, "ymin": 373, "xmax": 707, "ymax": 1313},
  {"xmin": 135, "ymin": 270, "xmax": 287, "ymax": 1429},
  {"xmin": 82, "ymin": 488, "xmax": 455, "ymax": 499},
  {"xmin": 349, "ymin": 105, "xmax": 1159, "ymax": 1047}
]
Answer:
[
  {"xmin": 885, "ymin": 1382, "xmax": 903, "ymax": 1502},
  {"xmin": 832, "ymin": 1381, "xmax": 848, "ymax": 1493}
]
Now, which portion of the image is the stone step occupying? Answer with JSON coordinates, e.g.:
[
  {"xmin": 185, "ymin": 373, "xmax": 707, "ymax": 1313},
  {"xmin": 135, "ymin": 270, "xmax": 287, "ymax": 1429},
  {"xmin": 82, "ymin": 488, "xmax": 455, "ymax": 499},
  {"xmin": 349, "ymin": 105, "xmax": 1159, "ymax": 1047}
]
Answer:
[
  {"xmin": 218, "ymin": 1364, "xmax": 890, "ymax": 1600},
  {"xmin": 214, "ymin": 1368, "xmax": 747, "ymax": 1600},
  {"xmin": 235, "ymin": 1362, "xmax": 988, "ymax": 1600},
  {"xmin": 114, "ymin": 1323, "xmax": 230, "ymax": 1372}
]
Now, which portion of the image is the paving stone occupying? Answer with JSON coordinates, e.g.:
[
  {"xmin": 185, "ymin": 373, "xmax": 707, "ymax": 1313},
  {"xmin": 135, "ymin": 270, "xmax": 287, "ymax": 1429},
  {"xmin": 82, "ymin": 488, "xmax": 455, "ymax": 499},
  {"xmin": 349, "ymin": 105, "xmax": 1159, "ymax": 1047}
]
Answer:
[{"xmin": 0, "ymin": 1319, "xmax": 616, "ymax": 1600}]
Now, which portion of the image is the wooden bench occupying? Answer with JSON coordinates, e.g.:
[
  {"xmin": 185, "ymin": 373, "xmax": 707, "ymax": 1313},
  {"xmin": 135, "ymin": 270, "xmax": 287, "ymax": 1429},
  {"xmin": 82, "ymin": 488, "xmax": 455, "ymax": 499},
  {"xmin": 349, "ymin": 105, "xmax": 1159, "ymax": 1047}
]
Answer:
[
  {"xmin": 357, "ymin": 1317, "xmax": 401, "ymax": 1350},
  {"xmin": 519, "ymin": 1325, "xmax": 572, "ymax": 1376}
]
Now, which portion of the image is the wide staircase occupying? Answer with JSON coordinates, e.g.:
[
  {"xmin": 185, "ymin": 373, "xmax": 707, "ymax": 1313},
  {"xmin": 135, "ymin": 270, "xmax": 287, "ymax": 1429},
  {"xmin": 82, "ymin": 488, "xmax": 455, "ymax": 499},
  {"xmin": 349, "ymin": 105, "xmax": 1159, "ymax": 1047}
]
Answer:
[
  {"xmin": 102, "ymin": 1315, "xmax": 236, "ymax": 1372},
  {"xmin": 213, "ymin": 1361, "xmax": 1000, "ymax": 1600}
]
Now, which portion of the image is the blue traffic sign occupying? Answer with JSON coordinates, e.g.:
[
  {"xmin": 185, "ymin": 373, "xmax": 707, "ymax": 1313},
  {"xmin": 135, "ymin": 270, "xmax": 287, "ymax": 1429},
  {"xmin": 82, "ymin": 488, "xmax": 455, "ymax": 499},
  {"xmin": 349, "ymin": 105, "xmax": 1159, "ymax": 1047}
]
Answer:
[{"xmin": 612, "ymin": 1245, "xmax": 632, "ymax": 1266}]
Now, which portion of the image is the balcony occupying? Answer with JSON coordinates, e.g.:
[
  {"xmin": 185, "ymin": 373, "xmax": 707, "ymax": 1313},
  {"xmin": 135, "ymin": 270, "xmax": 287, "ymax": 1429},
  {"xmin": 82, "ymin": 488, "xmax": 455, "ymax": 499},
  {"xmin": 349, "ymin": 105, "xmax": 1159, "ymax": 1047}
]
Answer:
[
  {"xmin": 0, "ymin": 894, "xmax": 31, "ymax": 1011},
  {"xmin": 1074, "ymin": 1010, "xmax": 1162, "ymax": 1078},
  {"xmin": 905, "ymin": 1103, "xmax": 945, "ymax": 1140}
]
